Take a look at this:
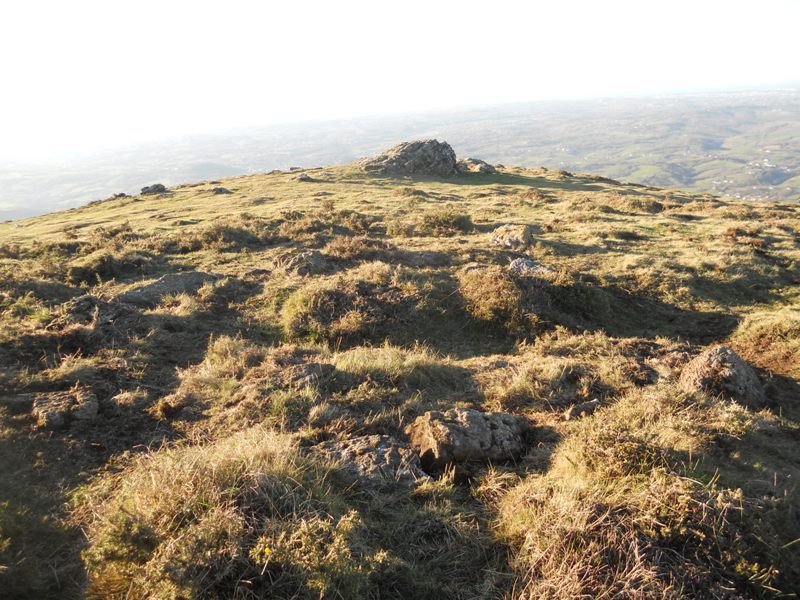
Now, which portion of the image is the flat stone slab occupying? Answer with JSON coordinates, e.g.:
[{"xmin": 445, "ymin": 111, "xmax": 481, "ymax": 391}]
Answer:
[
  {"xmin": 315, "ymin": 434, "xmax": 431, "ymax": 488},
  {"xmin": 31, "ymin": 389, "xmax": 98, "ymax": 429}
]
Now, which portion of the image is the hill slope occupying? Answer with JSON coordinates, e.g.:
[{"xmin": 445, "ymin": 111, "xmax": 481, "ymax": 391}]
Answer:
[{"xmin": 1, "ymin": 155, "xmax": 799, "ymax": 598}]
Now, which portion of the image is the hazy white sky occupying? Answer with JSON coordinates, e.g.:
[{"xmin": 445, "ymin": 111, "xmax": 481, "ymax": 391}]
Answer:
[{"xmin": 2, "ymin": 0, "xmax": 799, "ymax": 160}]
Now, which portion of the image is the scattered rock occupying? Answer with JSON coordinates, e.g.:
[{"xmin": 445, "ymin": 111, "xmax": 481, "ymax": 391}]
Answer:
[
  {"xmin": 358, "ymin": 140, "xmax": 459, "ymax": 177},
  {"xmin": 113, "ymin": 192, "xmax": 129, "ymax": 198},
  {"xmin": 117, "ymin": 271, "xmax": 220, "ymax": 308},
  {"xmin": 31, "ymin": 388, "xmax": 99, "ymax": 429},
  {"xmin": 564, "ymin": 398, "xmax": 602, "ymax": 420},
  {"xmin": 272, "ymin": 250, "xmax": 326, "ymax": 276},
  {"xmin": 406, "ymin": 408, "xmax": 531, "ymax": 473},
  {"xmin": 315, "ymin": 435, "xmax": 431, "ymax": 488},
  {"xmin": 294, "ymin": 173, "xmax": 314, "ymax": 182},
  {"xmin": 457, "ymin": 158, "xmax": 497, "ymax": 174},
  {"xmin": 508, "ymin": 257, "xmax": 553, "ymax": 276},
  {"xmin": 210, "ymin": 187, "xmax": 232, "ymax": 195},
  {"xmin": 490, "ymin": 224, "xmax": 532, "ymax": 249},
  {"xmin": 679, "ymin": 346, "xmax": 766, "ymax": 408},
  {"xmin": 140, "ymin": 183, "xmax": 167, "ymax": 195}
]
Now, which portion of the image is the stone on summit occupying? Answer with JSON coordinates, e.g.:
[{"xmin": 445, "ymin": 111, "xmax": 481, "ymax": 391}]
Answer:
[{"xmin": 358, "ymin": 139, "xmax": 459, "ymax": 177}]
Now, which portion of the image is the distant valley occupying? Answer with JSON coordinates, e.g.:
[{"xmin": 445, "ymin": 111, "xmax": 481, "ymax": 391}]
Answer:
[{"xmin": 1, "ymin": 89, "xmax": 798, "ymax": 220}]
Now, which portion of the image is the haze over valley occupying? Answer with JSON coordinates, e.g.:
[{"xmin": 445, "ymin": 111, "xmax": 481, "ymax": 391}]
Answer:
[{"xmin": 2, "ymin": 89, "xmax": 799, "ymax": 221}]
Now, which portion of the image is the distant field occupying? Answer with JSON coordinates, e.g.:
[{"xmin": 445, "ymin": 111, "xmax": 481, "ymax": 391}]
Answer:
[{"xmin": 1, "ymin": 90, "xmax": 798, "ymax": 220}]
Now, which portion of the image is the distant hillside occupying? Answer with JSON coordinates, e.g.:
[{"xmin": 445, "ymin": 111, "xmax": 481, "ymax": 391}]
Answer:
[
  {"xmin": 1, "ymin": 90, "xmax": 799, "ymax": 221},
  {"xmin": 1, "ymin": 145, "xmax": 799, "ymax": 597}
]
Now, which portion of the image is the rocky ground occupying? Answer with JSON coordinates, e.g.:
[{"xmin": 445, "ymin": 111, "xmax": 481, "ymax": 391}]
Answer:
[{"xmin": 1, "ymin": 140, "xmax": 799, "ymax": 598}]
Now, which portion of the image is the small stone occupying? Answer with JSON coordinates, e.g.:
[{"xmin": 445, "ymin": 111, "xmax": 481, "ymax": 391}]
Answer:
[
  {"xmin": 406, "ymin": 408, "xmax": 530, "ymax": 473},
  {"xmin": 508, "ymin": 257, "xmax": 553, "ymax": 276},
  {"xmin": 272, "ymin": 250, "xmax": 326, "ymax": 276},
  {"xmin": 679, "ymin": 346, "xmax": 765, "ymax": 408},
  {"xmin": 457, "ymin": 158, "xmax": 497, "ymax": 174},
  {"xmin": 490, "ymin": 224, "xmax": 532, "ymax": 249},
  {"xmin": 564, "ymin": 398, "xmax": 602, "ymax": 420}
]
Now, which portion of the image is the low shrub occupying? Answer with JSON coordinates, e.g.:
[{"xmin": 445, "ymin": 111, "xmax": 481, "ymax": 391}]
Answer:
[
  {"xmin": 66, "ymin": 249, "xmax": 155, "ymax": 285},
  {"xmin": 417, "ymin": 209, "xmax": 473, "ymax": 237},
  {"xmin": 458, "ymin": 266, "xmax": 533, "ymax": 337},
  {"xmin": 281, "ymin": 265, "xmax": 419, "ymax": 345}
]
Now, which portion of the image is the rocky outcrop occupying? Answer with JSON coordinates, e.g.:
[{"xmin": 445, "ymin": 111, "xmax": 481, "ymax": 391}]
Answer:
[
  {"xmin": 406, "ymin": 408, "xmax": 530, "ymax": 472},
  {"xmin": 679, "ymin": 346, "xmax": 766, "ymax": 408},
  {"xmin": 457, "ymin": 158, "xmax": 497, "ymax": 174},
  {"xmin": 210, "ymin": 187, "xmax": 232, "ymax": 195},
  {"xmin": 490, "ymin": 224, "xmax": 532, "ymax": 249},
  {"xmin": 31, "ymin": 388, "xmax": 98, "ymax": 429},
  {"xmin": 141, "ymin": 184, "xmax": 167, "ymax": 195},
  {"xmin": 117, "ymin": 271, "xmax": 220, "ymax": 308},
  {"xmin": 508, "ymin": 257, "xmax": 553, "ymax": 276},
  {"xmin": 294, "ymin": 173, "xmax": 314, "ymax": 182},
  {"xmin": 358, "ymin": 140, "xmax": 458, "ymax": 177},
  {"xmin": 315, "ymin": 435, "xmax": 431, "ymax": 488}
]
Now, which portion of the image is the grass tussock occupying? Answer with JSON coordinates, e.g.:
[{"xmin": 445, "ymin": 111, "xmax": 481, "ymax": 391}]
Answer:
[
  {"xmin": 459, "ymin": 266, "xmax": 535, "ymax": 337},
  {"xmin": 280, "ymin": 263, "xmax": 420, "ymax": 345},
  {"xmin": 481, "ymin": 328, "xmax": 638, "ymax": 411},
  {"xmin": 493, "ymin": 385, "xmax": 800, "ymax": 597},
  {"xmin": 67, "ymin": 248, "xmax": 156, "ymax": 285},
  {"xmin": 1, "ymin": 162, "xmax": 799, "ymax": 598},
  {"xmin": 81, "ymin": 426, "xmax": 506, "ymax": 599},
  {"xmin": 731, "ymin": 307, "xmax": 800, "ymax": 377}
]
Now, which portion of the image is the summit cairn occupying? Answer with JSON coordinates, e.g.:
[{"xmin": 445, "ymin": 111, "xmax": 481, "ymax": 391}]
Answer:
[{"xmin": 358, "ymin": 139, "xmax": 459, "ymax": 177}]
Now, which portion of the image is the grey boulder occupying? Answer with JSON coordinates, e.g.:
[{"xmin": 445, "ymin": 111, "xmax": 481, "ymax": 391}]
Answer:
[{"xmin": 406, "ymin": 408, "xmax": 530, "ymax": 472}]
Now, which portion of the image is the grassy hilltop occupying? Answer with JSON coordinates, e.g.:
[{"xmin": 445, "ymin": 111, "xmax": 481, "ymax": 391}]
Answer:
[{"xmin": 0, "ymin": 156, "xmax": 799, "ymax": 598}]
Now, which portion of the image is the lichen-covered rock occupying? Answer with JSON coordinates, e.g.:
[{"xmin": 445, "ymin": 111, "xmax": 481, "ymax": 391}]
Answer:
[
  {"xmin": 679, "ymin": 346, "xmax": 766, "ymax": 408},
  {"xmin": 406, "ymin": 408, "xmax": 530, "ymax": 472},
  {"xmin": 490, "ymin": 224, "xmax": 532, "ymax": 249},
  {"xmin": 457, "ymin": 158, "xmax": 497, "ymax": 174},
  {"xmin": 117, "ymin": 271, "xmax": 220, "ymax": 308},
  {"xmin": 358, "ymin": 140, "xmax": 458, "ymax": 177},
  {"xmin": 272, "ymin": 250, "xmax": 326, "ymax": 276},
  {"xmin": 31, "ymin": 388, "xmax": 98, "ymax": 429},
  {"xmin": 315, "ymin": 435, "xmax": 431, "ymax": 488},
  {"xmin": 508, "ymin": 257, "xmax": 553, "ymax": 276}
]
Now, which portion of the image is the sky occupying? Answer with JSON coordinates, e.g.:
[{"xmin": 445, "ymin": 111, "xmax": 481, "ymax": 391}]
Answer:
[{"xmin": 1, "ymin": 0, "xmax": 799, "ymax": 161}]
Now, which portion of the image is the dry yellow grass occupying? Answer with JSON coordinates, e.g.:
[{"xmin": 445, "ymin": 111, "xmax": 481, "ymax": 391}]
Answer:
[{"xmin": 1, "ymin": 163, "xmax": 799, "ymax": 597}]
